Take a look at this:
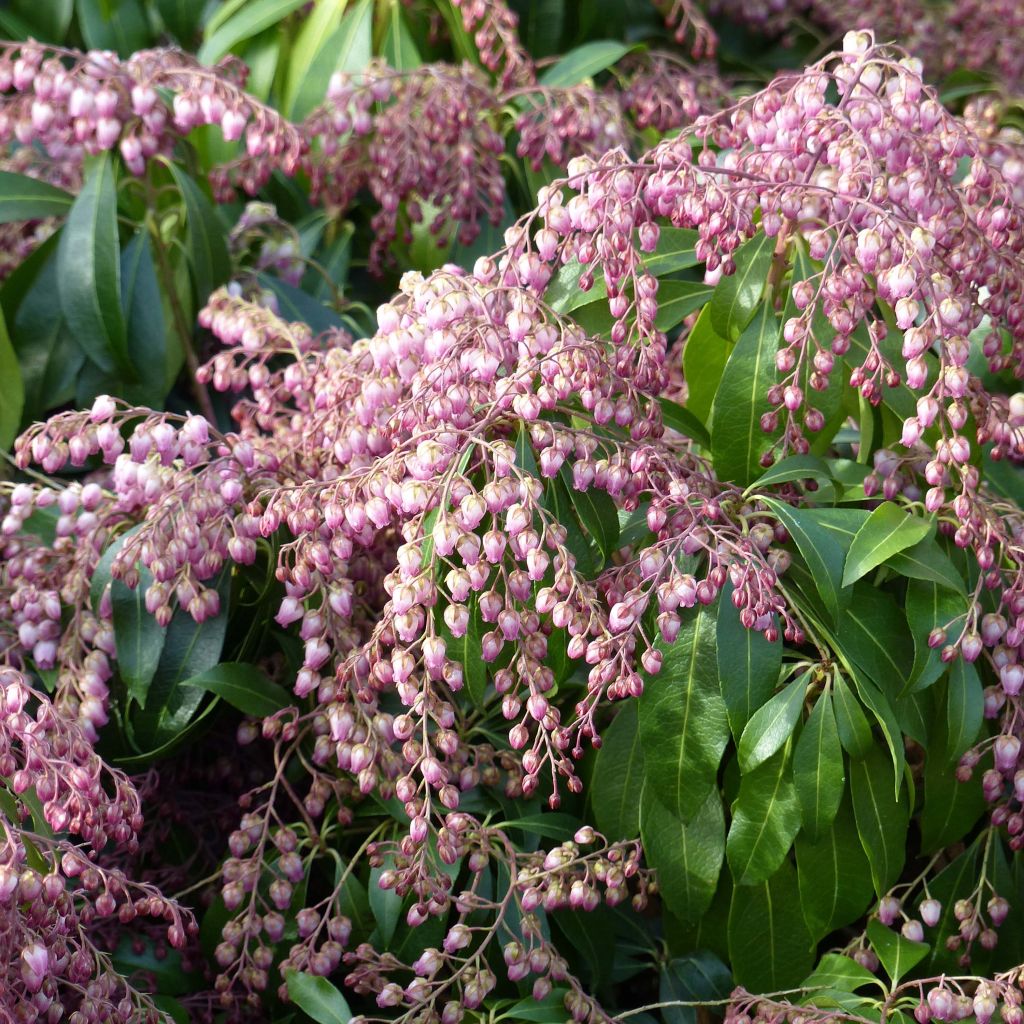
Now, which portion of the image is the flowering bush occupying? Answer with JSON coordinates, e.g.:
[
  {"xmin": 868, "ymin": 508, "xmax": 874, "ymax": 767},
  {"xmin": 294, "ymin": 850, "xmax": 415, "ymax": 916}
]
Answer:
[{"xmin": 1, "ymin": 4, "xmax": 1024, "ymax": 1024}]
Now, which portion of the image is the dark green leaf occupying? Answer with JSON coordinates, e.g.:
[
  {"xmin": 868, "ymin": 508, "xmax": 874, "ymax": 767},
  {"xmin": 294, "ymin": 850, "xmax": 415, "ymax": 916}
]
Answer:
[
  {"xmin": 711, "ymin": 302, "xmax": 780, "ymax": 485},
  {"xmin": 920, "ymin": 719, "xmax": 985, "ymax": 855},
  {"xmin": 382, "ymin": 2, "xmax": 421, "ymax": 69},
  {"xmin": 835, "ymin": 585, "xmax": 914, "ymax": 698},
  {"xmin": 727, "ymin": 859, "xmax": 814, "ymax": 993},
  {"xmin": 746, "ymin": 454, "xmax": 836, "ymax": 498},
  {"xmin": 111, "ymin": 571, "xmax": 166, "ymax": 708},
  {"xmin": 656, "ymin": 280, "xmax": 715, "ymax": 330},
  {"xmin": 199, "ymin": 0, "xmax": 308, "ymax": 63},
  {"xmin": 793, "ymin": 690, "xmax": 844, "ymax": 841},
  {"xmin": 884, "ymin": 536, "xmax": 965, "ymax": 595},
  {"xmin": 0, "ymin": 171, "xmax": 74, "ymax": 223},
  {"xmin": 12, "ymin": 0, "xmax": 73, "ymax": 39},
  {"xmin": 497, "ymin": 813, "xmax": 580, "ymax": 842},
  {"xmin": 156, "ymin": 0, "xmax": 206, "ymax": 43},
  {"xmin": 842, "ymin": 502, "xmax": 933, "ymax": 587},
  {"xmin": 58, "ymin": 154, "xmax": 130, "ymax": 375},
  {"xmin": 727, "ymin": 748, "xmax": 802, "ymax": 885},
  {"xmin": 802, "ymin": 954, "xmax": 885, "ymax": 994},
  {"xmin": 120, "ymin": 231, "xmax": 168, "ymax": 404},
  {"xmin": 709, "ymin": 232, "xmax": 773, "ymax": 340},
  {"xmin": 369, "ymin": 863, "xmax": 402, "ymax": 945},
  {"xmin": 0, "ymin": 310, "xmax": 22, "ymax": 450},
  {"xmin": 943, "ymin": 660, "xmax": 983, "ymax": 765},
  {"xmin": 539, "ymin": 40, "xmax": 632, "ymax": 86},
  {"xmin": 285, "ymin": 971, "xmax": 352, "ymax": 1024},
  {"xmin": 867, "ymin": 919, "xmax": 929, "ymax": 985},
  {"xmin": 591, "ymin": 702, "xmax": 644, "ymax": 839},
  {"xmin": 761, "ymin": 497, "xmax": 847, "ymax": 624},
  {"xmin": 682, "ymin": 305, "xmax": 731, "ymax": 425},
  {"xmin": 660, "ymin": 396, "xmax": 711, "ymax": 448},
  {"xmin": 440, "ymin": 594, "xmax": 487, "ymax": 706},
  {"xmin": 717, "ymin": 581, "xmax": 782, "ymax": 740},
  {"xmin": 831, "ymin": 672, "xmax": 873, "ymax": 759},
  {"xmin": 796, "ymin": 794, "xmax": 873, "ymax": 942},
  {"xmin": 849, "ymin": 746, "xmax": 908, "ymax": 897},
  {"xmin": 76, "ymin": 0, "xmax": 150, "ymax": 54},
  {"xmin": 906, "ymin": 581, "xmax": 968, "ymax": 692},
  {"xmin": 257, "ymin": 272, "xmax": 342, "ymax": 335},
  {"xmin": 638, "ymin": 603, "xmax": 728, "ymax": 822},
  {"xmin": 167, "ymin": 163, "xmax": 231, "ymax": 307},
  {"xmin": 559, "ymin": 467, "xmax": 619, "ymax": 564},
  {"xmin": 659, "ymin": 951, "xmax": 733, "ymax": 1024},
  {"xmin": 738, "ymin": 674, "xmax": 805, "ymax": 773},
  {"xmin": 641, "ymin": 783, "xmax": 724, "ymax": 923},
  {"xmin": 180, "ymin": 662, "xmax": 291, "ymax": 717}
]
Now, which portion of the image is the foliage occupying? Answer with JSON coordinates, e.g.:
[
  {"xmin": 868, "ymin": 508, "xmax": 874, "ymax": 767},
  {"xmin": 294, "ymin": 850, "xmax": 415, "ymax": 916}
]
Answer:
[{"xmin": 0, "ymin": 5, "xmax": 1023, "ymax": 1024}]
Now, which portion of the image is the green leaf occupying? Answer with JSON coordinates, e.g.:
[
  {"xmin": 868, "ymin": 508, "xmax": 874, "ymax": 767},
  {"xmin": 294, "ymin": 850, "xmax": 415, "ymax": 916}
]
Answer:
[
  {"xmin": 155, "ymin": 0, "xmax": 207, "ymax": 43},
  {"xmin": 369, "ymin": 864, "xmax": 402, "ymax": 945},
  {"xmin": 660, "ymin": 396, "xmax": 711, "ymax": 447},
  {"xmin": 802, "ymin": 954, "xmax": 885, "ymax": 994},
  {"xmin": 884, "ymin": 535, "xmax": 965, "ymax": 595},
  {"xmin": 710, "ymin": 302, "xmax": 780, "ymax": 486},
  {"xmin": 0, "ymin": 310, "xmax": 22, "ymax": 450},
  {"xmin": 285, "ymin": 971, "xmax": 353, "ymax": 1024},
  {"xmin": 835, "ymin": 584, "xmax": 914, "ymax": 698},
  {"xmin": 849, "ymin": 745, "xmax": 908, "ymax": 897},
  {"xmin": 382, "ymin": 2, "xmax": 421, "ymax": 69},
  {"xmin": 793, "ymin": 690, "xmax": 844, "ymax": 841},
  {"xmin": 643, "ymin": 228, "xmax": 701, "ymax": 275},
  {"xmin": 284, "ymin": 0, "xmax": 348, "ymax": 115},
  {"xmin": 727, "ymin": 747, "xmax": 802, "ymax": 886},
  {"xmin": 559, "ymin": 467, "xmax": 619, "ymax": 564},
  {"xmin": 683, "ymin": 305, "xmax": 732, "ymax": 426},
  {"xmin": 180, "ymin": 662, "xmax": 291, "ymax": 717},
  {"xmin": 659, "ymin": 951, "xmax": 733, "ymax": 1024},
  {"xmin": 198, "ymin": 0, "xmax": 308, "ymax": 63},
  {"xmin": 592, "ymin": 702, "xmax": 644, "ymax": 839},
  {"xmin": 656, "ymin": 280, "xmax": 715, "ymax": 330},
  {"xmin": 920, "ymin": 717, "xmax": 985, "ymax": 855},
  {"xmin": 943, "ymin": 659, "xmax": 983, "ymax": 765},
  {"xmin": 76, "ymin": 0, "xmax": 150, "ymax": 54},
  {"xmin": 257, "ymin": 272, "xmax": 343, "ymax": 334},
  {"xmin": 709, "ymin": 232, "xmax": 773, "ymax": 341},
  {"xmin": 727, "ymin": 859, "xmax": 814, "ymax": 993},
  {"xmin": 12, "ymin": 0, "xmax": 73, "ymax": 39},
  {"xmin": 58, "ymin": 155, "xmax": 130, "ymax": 375},
  {"xmin": 638, "ymin": 603, "xmax": 728, "ymax": 822},
  {"xmin": 120, "ymin": 231, "xmax": 169, "ymax": 403},
  {"xmin": 831, "ymin": 673, "xmax": 873, "ymax": 759},
  {"xmin": 796, "ymin": 795, "xmax": 874, "ymax": 942},
  {"xmin": 440, "ymin": 594, "xmax": 487, "ymax": 706},
  {"xmin": 0, "ymin": 171, "xmax": 74, "ymax": 223},
  {"xmin": 761, "ymin": 497, "xmax": 846, "ymax": 624},
  {"xmin": 538, "ymin": 40, "xmax": 632, "ymax": 87},
  {"xmin": 842, "ymin": 502, "xmax": 933, "ymax": 587},
  {"xmin": 717, "ymin": 582, "xmax": 782, "ymax": 740},
  {"xmin": 167, "ymin": 164, "xmax": 231, "ymax": 309},
  {"xmin": 905, "ymin": 581, "xmax": 968, "ymax": 692},
  {"xmin": 498, "ymin": 813, "xmax": 579, "ymax": 842},
  {"xmin": 745, "ymin": 454, "xmax": 836, "ymax": 499},
  {"xmin": 111, "ymin": 572, "xmax": 166, "ymax": 708},
  {"xmin": 737, "ymin": 674, "xmax": 805, "ymax": 773},
  {"xmin": 290, "ymin": 0, "xmax": 373, "ymax": 120},
  {"xmin": 641, "ymin": 783, "xmax": 724, "ymax": 923},
  {"xmin": 867, "ymin": 919, "xmax": 929, "ymax": 986}
]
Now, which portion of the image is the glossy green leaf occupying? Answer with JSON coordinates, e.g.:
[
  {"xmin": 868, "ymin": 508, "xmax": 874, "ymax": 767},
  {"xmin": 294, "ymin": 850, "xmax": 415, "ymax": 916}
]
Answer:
[
  {"xmin": 905, "ymin": 581, "xmax": 968, "ymax": 692},
  {"xmin": 199, "ymin": 0, "xmax": 308, "ymax": 63},
  {"xmin": 682, "ymin": 305, "xmax": 732, "ymax": 426},
  {"xmin": 641, "ymin": 783, "xmax": 724, "ymax": 923},
  {"xmin": 560, "ymin": 467, "xmax": 619, "ymax": 564},
  {"xmin": 738, "ymin": 674, "xmax": 805, "ymax": 773},
  {"xmin": 539, "ymin": 40, "xmax": 632, "ymax": 87},
  {"xmin": 440, "ymin": 594, "xmax": 487, "ymax": 706},
  {"xmin": 842, "ymin": 502, "xmax": 933, "ymax": 587},
  {"xmin": 369, "ymin": 863, "xmax": 402, "ymax": 945},
  {"xmin": 592, "ymin": 702, "xmax": 644, "ymax": 839},
  {"xmin": 867, "ymin": 919, "xmax": 929, "ymax": 985},
  {"xmin": 167, "ymin": 164, "xmax": 231, "ymax": 308},
  {"xmin": 180, "ymin": 662, "xmax": 291, "ymax": 717},
  {"xmin": 761, "ymin": 496, "xmax": 846, "ymax": 624},
  {"xmin": 793, "ymin": 690, "xmax": 844, "ymax": 841},
  {"xmin": 884, "ymin": 535, "xmax": 965, "ymax": 595},
  {"xmin": 156, "ymin": 0, "xmax": 207, "ymax": 43},
  {"xmin": 498, "ymin": 813, "xmax": 579, "ymax": 842},
  {"xmin": 849, "ymin": 746, "xmax": 908, "ymax": 897},
  {"xmin": 835, "ymin": 585, "xmax": 914, "ymax": 697},
  {"xmin": 58, "ymin": 155, "xmax": 130, "ymax": 375},
  {"xmin": 0, "ymin": 171, "xmax": 74, "ymax": 224},
  {"xmin": 257, "ymin": 272, "xmax": 342, "ymax": 334},
  {"xmin": 920, "ymin": 718, "xmax": 985, "ymax": 855},
  {"xmin": 290, "ymin": 0, "xmax": 373, "ymax": 120},
  {"xmin": 709, "ymin": 232, "xmax": 773, "ymax": 340},
  {"xmin": 803, "ymin": 954, "xmax": 884, "ymax": 994},
  {"xmin": 120, "ymin": 231, "xmax": 169, "ymax": 403},
  {"xmin": 711, "ymin": 302, "xmax": 781, "ymax": 486},
  {"xmin": 660, "ymin": 397, "xmax": 711, "ymax": 447},
  {"xmin": 659, "ymin": 951, "xmax": 733, "ymax": 1024},
  {"xmin": 943, "ymin": 659, "xmax": 983, "ymax": 764},
  {"xmin": 656, "ymin": 280, "xmax": 715, "ymax": 330},
  {"xmin": 284, "ymin": 0, "xmax": 349, "ymax": 115},
  {"xmin": 643, "ymin": 228, "xmax": 701, "ymax": 274},
  {"xmin": 638, "ymin": 603, "xmax": 728, "ymax": 822},
  {"xmin": 727, "ymin": 747, "xmax": 802, "ymax": 885},
  {"xmin": 76, "ymin": 0, "xmax": 149, "ymax": 54},
  {"xmin": 111, "ymin": 571, "xmax": 166, "ymax": 708},
  {"xmin": 717, "ymin": 582, "xmax": 782, "ymax": 740},
  {"xmin": 727, "ymin": 859, "xmax": 814, "ymax": 993},
  {"xmin": 796, "ymin": 795, "xmax": 874, "ymax": 942},
  {"xmin": 382, "ymin": 2, "xmax": 421, "ymax": 69},
  {"xmin": 0, "ymin": 310, "xmax": 22, "ymax": 450},
  {"xmin": 11, "ymin": 0, "xmax": 73, "ymax": 39},
  {"xmin": 745, "ymin": 454, "xmax": 835, "ymax": 498},
  {"xmin": 848, "ymin": 670, "xmax": 906, "ymax": 790},
  {"xmin": 831, "ymin": 673, "xmax": 873, "ymax": 759},
  {"xmin": 285, "ymin": 971, "xmax": 353, "ymax": 1024}
]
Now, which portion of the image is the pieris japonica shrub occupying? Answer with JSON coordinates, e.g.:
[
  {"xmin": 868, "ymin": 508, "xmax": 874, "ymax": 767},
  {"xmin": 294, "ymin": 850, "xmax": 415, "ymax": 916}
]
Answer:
[{"xmin": 2, "ymin": 15, "xmax": 1024, "ymax": 1024}]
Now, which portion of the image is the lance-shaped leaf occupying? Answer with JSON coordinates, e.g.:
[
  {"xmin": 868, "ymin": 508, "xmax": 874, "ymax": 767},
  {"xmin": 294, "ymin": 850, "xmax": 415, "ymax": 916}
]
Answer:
[
  {"xmin": 180, "ymin": 662, "xmax": 291, "ymax": 718},
  {"xmin": 0, "ymin": 171, "xmax": 73, "ymax": 223},
  {"xmin": 709, "ymin": 232, "xmax": 773, "ymax": 340},
  {"xmin": 0, "ymin": 311, "xmax": 22, "ymax": 450},
  {"xmin": 591, "ymin": 702, "xmax": 645, "ymax": 840},
  {"xmin": 850, "ymin": 746, "xmax": 909, "ymax": 897},
  {"xmin": 167, "ymin": 163, "xmax": 231, "ymax": 307},
  {"xmin": 842, "ymin": 502, "xmax": 933, "ymax": 586},
  {"xmin": 738, "ymin": 673, "xmax": 806, "ymax": 773},
  {"xmin": 831, "ymin": 672, "xmax": 873, "ymax": 759},
  {"xmin": 641, "ymin": 783, "xmax": 724, "ymax": 923},
  {"xmin": 866, "ymin": 919, "xmax": 929, "ymax": 986},
  {"xmin": 638, "ymin": 603, "xmax": 728, "ymax": 822},
  {"xmin": 793, "ymin": 689, "xmax": 845, "ymax": 841},
  {"xmin": 727, "ymin": 747, "xmax": 802, "ymax": 886},
  {"xmin": 711, "ymin": 302, "xmax": 781, "ymax": 486},
  {"xmin": 285, "ymin": 971, "xmax": 353, "ymax": 1024}
]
